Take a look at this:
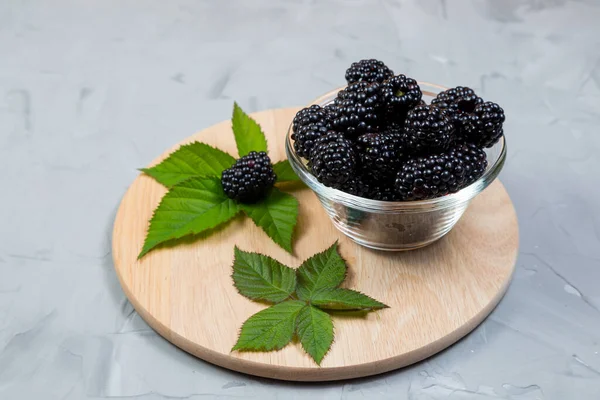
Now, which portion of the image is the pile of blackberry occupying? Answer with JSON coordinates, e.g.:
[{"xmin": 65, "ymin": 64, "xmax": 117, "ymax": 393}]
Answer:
[{"xmin": 292, "ymin": 59, "xmax": 505, "ymax": 201}]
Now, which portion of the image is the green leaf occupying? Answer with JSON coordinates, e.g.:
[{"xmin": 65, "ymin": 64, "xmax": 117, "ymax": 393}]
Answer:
[
  {"xmin": 232, "ymin": 300, "xmax": 306, "ymax": 352},
  {"xmin": 232, "ymin": 247, "xmax": 297, "ymax": 303},
  {"xmin": 295, "ymin": 305, "xmax": 334, "ymax": 365},
  {"xmin": 273, "ymin": 160, "xmax": 300, "ymax": 183},
  {"xmin": 139, "ymin": 177, "xmax": 240, "ymax": 258},
  {"xmin": 296, "ymin": 242, "xmax": 346, "ymax": 301},
  {"xmin": 239, "ymin": 188, "xmax": 298, "ymax": 253},
  {"xmin": 231, "ymin": 102, "xmax": 268, "ymax": 157},
  {"xmin": 141, "ymin": 142, "xmax": 236, "ymax": 187},
  {"xmin": 311, "ymin": 288, "xmax": 388, "ymax": 311}
]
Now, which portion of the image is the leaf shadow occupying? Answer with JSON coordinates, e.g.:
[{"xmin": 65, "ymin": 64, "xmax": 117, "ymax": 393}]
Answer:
[
  {"xmin": 275, "ymin": 181, "xmax": 307, "ymax": 192},
  {"xmin": 324, "ymin": 309, "xmax": 371, "ymax": 320}
]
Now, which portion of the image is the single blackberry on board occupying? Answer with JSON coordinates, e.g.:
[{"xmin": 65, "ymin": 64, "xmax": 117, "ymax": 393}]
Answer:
[
  {"xmin": 402, "ymin": 105, "xmax": 455, "ymax": 154},
  {"xmin": 331, "ymin": 82, "xmax": 383, "ymax": 139},
  {"xmin": 221, "ymin": 151, "xmax": 277, "ymax": 203},
  {"xmin": 380, "ymin": 75, "xmax": 423, "ymax": 124},
  {"xmin": 291, "ymin": 105, "xmax": 333, "ymax": 158},
  {"xmin": 430, "ymin": 86, "xmax": 483, "ymax": 135},
  {"xmin": 345, "ymin": 59, "xmax": 394, "ymax": 84},
  {"xmin": 394, "ymin": 142, "xmax": 487, "ymax": 201},
  {"xmin": 309, "ymin": 132, "xmax": 357, "ymax": 188},
  {"xmin": 356, "ymin": 132, "xmax": 405, "ymax": 180},
  {"xmin": 467, "ymin": 102, "xmax": 505, "ymax": 147}
]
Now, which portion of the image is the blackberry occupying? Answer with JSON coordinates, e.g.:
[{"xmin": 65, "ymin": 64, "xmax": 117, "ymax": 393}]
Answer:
[
  {"xmin": 456, "ymin": 143, "xmax": 488, "ymax": 185},
  {"xmin": 395, "ymin": 143, "xmax": 487, "ymax": 200},
  {"xmin": 340, "ymin": 175, "xmax": 399, "ymax": 201},
  {"xmin": 380, "ymin": 75, "xmax": 423, "ymax": 123},
  {"xmin": 467, "ymin": 102, "xmax": 505, "ymax": 147},
  {"xmin": 221, "ymin": 151, "xmax": 277, "ymax": 203},
  {"xmin": 431, "ymin": 86, "xmax": 483, "ymax": 135},
  {"xmin": 309, "ymin": 132, "xmax": 357, "ymax": 188},
  {"xmin": 356, "ymin": 132, "xmax": 405, "ymax": 180},
  {"xmin": 331, "ymin": 82, "xmax": 382, "ymax": 139},
  {"xmin": 341, "ymin": 175, "xmax": 372, "ymax": 197},
  {"xmin": 291, "ymin": 105, "xmax": 332, "ymax": 158},
  {"xmin": 402, "ymin": 105, "xmax": 455, "ymax": 154},
  {"xmin": 383, "ymin": 122, "xmax": 403, "ymax": 135},
  {"xmin": 345, "ymin": 59, "xmax": 394, "ymax": 84},
  {"xmin": 368, "ymin": 183, "xmax": 400, "ymax": 201}
]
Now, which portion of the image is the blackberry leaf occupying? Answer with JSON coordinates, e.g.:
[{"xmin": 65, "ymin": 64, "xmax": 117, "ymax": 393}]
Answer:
[
  {"xmin": 296, "ymin": 242, "xmax": 346, "ymax": 300},
  {"xmin": 232, "ymin": 102, "xmax": 268, "ymax": 157},
  {"xmin": 295, "ymin": 305, "xmax": 334, "ymax": 365},
  {"xmin": 239, "ymin": 188, "xmax": 298, "ymax": 253},
  {"xmin": 273, "ymin": 160, "xmax": 301, "ymax": 184},
  {"xmin": 311, "ymin": 288, "xmax": 388, "ymax": 311},
  {"xmin": 141, "ymin": 142, "xmax": 236, "ymax": 187},
  {"xmin": 232, "ymin": 247, "xmax": 297, "ymax": 303},
  {"xmin": 232, "ymin": 300, "xmax": 306, "ymax": 352},
  {"xmin": 139, "ymin": 177, "xmax": 240, "ymax": 258}
]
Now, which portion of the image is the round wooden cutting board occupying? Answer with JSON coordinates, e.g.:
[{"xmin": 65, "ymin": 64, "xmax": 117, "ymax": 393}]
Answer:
[{"xmin": 112, "ymin": 108, "xmax": 519, "ymax": 381}]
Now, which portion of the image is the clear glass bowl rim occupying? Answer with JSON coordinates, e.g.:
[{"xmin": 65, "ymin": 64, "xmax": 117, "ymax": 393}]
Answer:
[{"xmin": 285, "ymin": 82, "xmax": 507, "ymax": 214}]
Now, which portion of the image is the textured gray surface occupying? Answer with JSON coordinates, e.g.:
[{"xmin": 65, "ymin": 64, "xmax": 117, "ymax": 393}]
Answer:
[{"xmin": 1, "ymin": 0, "xmax": 599, "ymax": 399}]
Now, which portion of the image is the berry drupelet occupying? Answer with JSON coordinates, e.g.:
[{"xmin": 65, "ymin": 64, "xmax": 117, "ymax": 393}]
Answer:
[
  {"xmin": 309, "ymin": 132, "xmax": 357, "ymax": 188},
  {"xmin": 402, "ymin": 105, "xmax": 456, "ymax": 154},
  {"xmin": 380, "ymin": 74, "xmax": 423, "ymax": 124},
  {"xmin": 291, "ymin": 104, "xmax": 332, "ymax": 158},
  {"xmin": 330, "ymin": 82, "xmax": 383, "ymax": 139},
  {"xmin": 356, "ymin": 132, "xmax": 405, "ymax": 180},
  {"xmin": 394, "ymin": 143, "xmax": 487, "ymax": 200},
  {"xmin": 345, "ymin": 59, "xmax": 394, "ymax": 84},
  {"xmin": 221, "ymin": 151, "xmax": 277, "ymax": 203},
  {"xmin": 430, "ymin": 86, "xmax": 483, "ymax": 134}
]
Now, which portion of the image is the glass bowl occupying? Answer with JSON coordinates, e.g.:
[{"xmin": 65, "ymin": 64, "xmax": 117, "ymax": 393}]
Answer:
[{"xmin": 285, "ymin": 82, "xmax": 507, "ymax": 251}]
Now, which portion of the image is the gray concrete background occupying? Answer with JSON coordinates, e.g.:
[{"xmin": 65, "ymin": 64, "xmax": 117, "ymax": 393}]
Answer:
[{"xmin": 1, "ymin": 0, "xmax": 599, "ymax": 399}]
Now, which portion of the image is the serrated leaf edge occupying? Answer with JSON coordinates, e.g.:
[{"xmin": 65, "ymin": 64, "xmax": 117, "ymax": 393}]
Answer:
[
  {"xmin": 231, "ymin": 246, "xmax": 297, "ymax": 303},
  {"xmin": 295, "ymin": 305, "xmax": 335, "ymax": 365},
  {"xmin": 240, "ymin": 189, "xmax": 299, "ymax": 254},
  {"xmin": 296, "ymin": 240, "xmax": 347, "ymax": 300},
  {"xmin": 310, "ymin": 288, "xmax": 389, "ymax": 311},
  {"xmin": 231, "ymin": 300, "xmax": 305, "ymax": 352},
  {"xmin": 137, "ymin": 177, "xmax": 240, "ymax": 259},
  {"xmin": 232, "ymin": 101, "xmax": 269, "ymax": 157},
  {"xmin": 140, "ymin": 141, "xmax": 236, "ymax": 187}
]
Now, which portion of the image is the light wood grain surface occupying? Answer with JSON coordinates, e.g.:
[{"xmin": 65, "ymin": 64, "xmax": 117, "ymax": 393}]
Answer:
[{"xmin": 112, "ymin": 108, "xmax": 519, "ymax": 381}]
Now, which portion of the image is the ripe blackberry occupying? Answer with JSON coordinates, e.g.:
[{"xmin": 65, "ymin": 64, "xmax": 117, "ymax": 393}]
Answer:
[
  {"xmin": 331, "ymin": 82, "xmax": 382, "ymax": 139},
  {"xmin": 431, "ymin": 86, "xmax": 483, "ymax": 135},
  {"xmin": 402, "ymin": 105, "xmax": 455, "ymax": 154},
  {"xmin": 221, "ymin": 151, "xmax": 277, "ymax": 203},
  {"xmin": 368, "ymin": 183, "xmax": 400, "ymax": 201},
  {"xmin": 456, "ymin": 143, "xmax": 488, "ymax": 186},
  {"xmin": 291, "ymin": 105, "xmax": 332, "ymax": 158},
  {"xmin": 395, "ymin": 143, "xmax": 487, "ymax": 200},
  {"xmin": 309, "ymin": 132, "xmax": 357, "ymax": 188},
  {"xmin": 345, "ymin": 59, "xmax": 394, "ymax": 84},
  {"xmin": 341, "ymin": 175, "xmax": 372, "ymax": 197},
  {"xmin": 383, "ymin": 122, "xmax": 403, "ymax": 135},
  {"xmin": 356, "ymin": 132, "xmax": 405, "ymax": 180},
  {"xmin": 467, "ymin": 102, "xmax": 505, "ymax": 147},
  {"xmin": 380, "ymin": 75, "xmax": 423, "ymax": 123}
]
